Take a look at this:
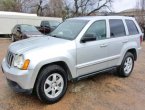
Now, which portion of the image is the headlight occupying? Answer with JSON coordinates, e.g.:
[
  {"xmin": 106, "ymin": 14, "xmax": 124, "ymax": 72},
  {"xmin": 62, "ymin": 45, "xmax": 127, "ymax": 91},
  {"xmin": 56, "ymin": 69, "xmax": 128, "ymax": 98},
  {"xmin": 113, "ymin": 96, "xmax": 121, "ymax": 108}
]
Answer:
[
  {"xmin": 14, "ymin": 55, "xmax": 24, "ymax": 69},
  {"xmin": 13, "ymin": 54, "xmax": 30, "ymax": 70}
]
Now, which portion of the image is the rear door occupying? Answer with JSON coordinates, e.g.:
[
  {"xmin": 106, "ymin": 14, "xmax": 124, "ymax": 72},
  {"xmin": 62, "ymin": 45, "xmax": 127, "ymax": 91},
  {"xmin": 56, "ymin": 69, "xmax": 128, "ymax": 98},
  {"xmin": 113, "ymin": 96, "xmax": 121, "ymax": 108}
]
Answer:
[{"xmin": 107, "ymin": 19, "xmax": 128, "ymax": 67}]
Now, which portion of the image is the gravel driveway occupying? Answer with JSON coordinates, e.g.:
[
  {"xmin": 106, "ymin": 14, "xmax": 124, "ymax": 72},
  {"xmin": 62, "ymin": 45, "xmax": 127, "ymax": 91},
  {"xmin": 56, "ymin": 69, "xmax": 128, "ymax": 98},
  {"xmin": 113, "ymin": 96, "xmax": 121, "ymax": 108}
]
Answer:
[{"xmin": 0, "ymin": 39, "xmax": 145, "ymax": 110}]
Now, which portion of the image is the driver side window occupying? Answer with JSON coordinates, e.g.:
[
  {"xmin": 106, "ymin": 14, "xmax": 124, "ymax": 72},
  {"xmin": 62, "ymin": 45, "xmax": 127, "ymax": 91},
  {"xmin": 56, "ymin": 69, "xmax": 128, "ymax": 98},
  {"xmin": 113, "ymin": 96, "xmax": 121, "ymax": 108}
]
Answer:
[{"xmin": 84, "ymin": 20, "xmax": 106, "ymax": 40}]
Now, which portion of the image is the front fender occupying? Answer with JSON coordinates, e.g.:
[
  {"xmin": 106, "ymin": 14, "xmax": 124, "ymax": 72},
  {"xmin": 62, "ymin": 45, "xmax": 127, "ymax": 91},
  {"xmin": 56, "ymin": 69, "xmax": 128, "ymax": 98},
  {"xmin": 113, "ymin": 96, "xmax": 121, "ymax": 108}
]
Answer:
[{"xmin": 29, "ymin": 56, "xmax": 76, "ymax": 89}]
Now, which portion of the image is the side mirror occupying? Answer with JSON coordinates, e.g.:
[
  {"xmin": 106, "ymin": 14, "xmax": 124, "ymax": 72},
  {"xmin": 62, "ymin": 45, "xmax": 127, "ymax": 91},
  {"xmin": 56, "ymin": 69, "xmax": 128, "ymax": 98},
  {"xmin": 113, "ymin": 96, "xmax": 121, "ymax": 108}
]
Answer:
[{"xmin": 81, "ymin": 34, "xmax": 96, "ymax": 43}]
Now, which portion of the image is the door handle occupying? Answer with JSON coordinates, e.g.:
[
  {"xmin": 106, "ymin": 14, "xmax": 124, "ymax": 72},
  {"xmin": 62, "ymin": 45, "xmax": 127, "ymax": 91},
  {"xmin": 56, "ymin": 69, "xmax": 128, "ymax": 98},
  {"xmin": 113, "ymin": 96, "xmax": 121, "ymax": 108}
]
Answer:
[
  {"xmin": 122, "ymin": 40, "xmax": 128, "ymax": 43},
  {"xmin": 100, "ymin": 44, "xmax": 108, "ymax": 47}
]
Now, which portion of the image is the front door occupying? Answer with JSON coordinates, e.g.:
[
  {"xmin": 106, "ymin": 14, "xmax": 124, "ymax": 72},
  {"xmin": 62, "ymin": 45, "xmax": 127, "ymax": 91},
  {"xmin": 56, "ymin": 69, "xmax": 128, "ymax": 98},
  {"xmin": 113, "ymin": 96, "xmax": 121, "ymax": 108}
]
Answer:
[{"xmin": 76, "ymin": 20, "xmax": 109, "ymax": 76}]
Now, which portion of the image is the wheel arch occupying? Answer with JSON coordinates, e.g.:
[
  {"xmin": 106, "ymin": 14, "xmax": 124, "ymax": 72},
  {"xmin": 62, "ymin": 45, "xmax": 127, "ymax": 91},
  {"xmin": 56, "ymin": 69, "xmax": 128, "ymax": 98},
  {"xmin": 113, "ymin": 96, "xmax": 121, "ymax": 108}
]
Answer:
[
  {"xmin": 33, "ymin": 61, "xmax": 73, "ymax": 92},
  {"xmin": 38, "ymin": 61, "xmax": 73, "ymax": 81},
  {"xmin": 117, "ymin": 47, "xmax": 138, "ymax": 66},
  {"xmin": 126, "ymin": 48, "xmax": 137, "ymax": 61}
]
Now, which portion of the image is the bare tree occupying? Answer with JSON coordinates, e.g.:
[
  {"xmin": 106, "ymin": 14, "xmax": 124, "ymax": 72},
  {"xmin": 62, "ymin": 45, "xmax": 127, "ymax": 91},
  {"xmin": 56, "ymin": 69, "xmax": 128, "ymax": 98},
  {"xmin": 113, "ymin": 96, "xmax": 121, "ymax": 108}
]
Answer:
[
  {"xmin": 62, "ymin": 0, "xmax": 72, "ymax": 18},
  {"xmin": 136, "ymin": 0, "xmax": 145, "ymax": 26},
  {"xmin": 0, "ymin": 0, "xmax": 22, "ymax": 12},
  {"xmin": 0, "ymin": 0, "xmax": 33, "ymax": 12},
  {"xmin": 87, "ymin": 0, "xmax": 112, "ymax": 15},
  {"xmin": 70, "ymin": 0, "xmax": 113, "ymax": 16},
  {"xmin": 36, "ymin": 0, "xmax": 43, "ymax": 16},
  {"xmin": 0, "ymin": 0, "xmax": 113, "ymax": 18},
  {"xmin": 20, "ymin": 0, "xmax": 47, "ymax": 16},
  {"xmin": 137, "ymin": 0, "xmax": 145, "ymax": 10},
  {"xmin": 0, "ymin": 1, "xmax": 4, "ymax": 11},
  {"xmin": 48, "ymin": 0, "xmax": 64, "ymax": 17}
]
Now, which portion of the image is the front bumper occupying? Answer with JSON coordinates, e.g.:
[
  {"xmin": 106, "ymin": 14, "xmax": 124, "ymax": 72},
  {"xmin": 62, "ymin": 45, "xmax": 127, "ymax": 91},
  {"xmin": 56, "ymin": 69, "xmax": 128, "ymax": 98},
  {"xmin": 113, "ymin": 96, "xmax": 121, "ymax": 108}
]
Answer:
[
  {"xmin": 7, "ymin": 79, "xmax": 32, "ymax": 94},
  {"xmin": 1, "ymin": 58, "xmax": 34, "ymax": 94}
]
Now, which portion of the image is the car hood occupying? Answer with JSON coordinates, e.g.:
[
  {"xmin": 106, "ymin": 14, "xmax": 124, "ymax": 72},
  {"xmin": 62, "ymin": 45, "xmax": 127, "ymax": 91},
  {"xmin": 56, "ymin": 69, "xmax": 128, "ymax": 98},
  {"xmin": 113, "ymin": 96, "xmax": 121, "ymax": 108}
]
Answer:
[{"xmin": 9, "ymin": 36, "xmax": 71, "ymax": 54}]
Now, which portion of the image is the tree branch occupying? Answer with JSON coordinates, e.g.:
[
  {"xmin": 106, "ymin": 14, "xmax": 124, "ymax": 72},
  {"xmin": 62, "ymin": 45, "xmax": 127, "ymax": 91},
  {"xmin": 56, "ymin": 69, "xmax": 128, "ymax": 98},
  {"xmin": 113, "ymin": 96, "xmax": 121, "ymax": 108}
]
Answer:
[{"xmin": 87, "ymin": 0, "xmax": 112, "ymax": 15}]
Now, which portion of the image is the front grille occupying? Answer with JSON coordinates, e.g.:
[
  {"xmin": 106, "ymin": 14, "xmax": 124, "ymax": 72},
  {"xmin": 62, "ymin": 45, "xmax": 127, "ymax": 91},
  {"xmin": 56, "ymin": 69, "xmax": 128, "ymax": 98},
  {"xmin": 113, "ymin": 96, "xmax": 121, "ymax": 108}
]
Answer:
[{"xmin": 6, "ymin": 51, "xmax": 14, "ymax": 67}]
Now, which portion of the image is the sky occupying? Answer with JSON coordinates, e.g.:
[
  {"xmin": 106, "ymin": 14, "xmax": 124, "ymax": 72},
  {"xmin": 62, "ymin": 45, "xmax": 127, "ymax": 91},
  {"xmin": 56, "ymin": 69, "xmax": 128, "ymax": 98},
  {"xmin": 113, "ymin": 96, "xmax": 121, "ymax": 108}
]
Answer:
[{"xmin": 112, "ymin": 0, "xmax": 138, "ymax": 12}]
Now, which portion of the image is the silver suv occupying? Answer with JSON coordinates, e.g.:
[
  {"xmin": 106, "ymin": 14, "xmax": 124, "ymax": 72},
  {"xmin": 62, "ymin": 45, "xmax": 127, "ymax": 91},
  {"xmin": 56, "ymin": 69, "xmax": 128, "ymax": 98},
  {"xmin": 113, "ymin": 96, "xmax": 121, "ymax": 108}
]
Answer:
[{"xmin": 1, "ymin": 16, "xmax": 143, "ymax": 104}]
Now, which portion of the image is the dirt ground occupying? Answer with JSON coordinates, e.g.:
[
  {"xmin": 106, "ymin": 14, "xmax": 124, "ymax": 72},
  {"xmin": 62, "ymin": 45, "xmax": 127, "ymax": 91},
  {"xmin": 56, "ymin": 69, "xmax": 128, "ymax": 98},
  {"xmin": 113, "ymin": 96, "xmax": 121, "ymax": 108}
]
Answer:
[{"xmin": 0, "ymin": 39, "xmax": 145, "ymax": 110}]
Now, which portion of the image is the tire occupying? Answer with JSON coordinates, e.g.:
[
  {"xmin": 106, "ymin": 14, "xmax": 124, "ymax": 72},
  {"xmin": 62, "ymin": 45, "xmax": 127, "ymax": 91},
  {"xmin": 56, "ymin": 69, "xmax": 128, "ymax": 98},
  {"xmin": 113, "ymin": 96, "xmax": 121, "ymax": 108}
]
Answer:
[
  {"xmin": 35, "ymin": 65, "xmax": 68, "ymax": 104},
  {"xmin": 117, "ymin": 52, "xmax": 134, "ymax": 77},
  {"xmin": 11, "ymin": 35, "xmax": 15, "ymax": 42}
]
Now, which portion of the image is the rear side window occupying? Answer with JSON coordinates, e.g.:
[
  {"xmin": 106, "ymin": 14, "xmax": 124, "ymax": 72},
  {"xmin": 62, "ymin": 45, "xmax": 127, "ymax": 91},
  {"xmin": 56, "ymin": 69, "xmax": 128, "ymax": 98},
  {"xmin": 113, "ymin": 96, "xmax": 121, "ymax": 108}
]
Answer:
[
  {"xmin": 125, "ymin": 20, "xmax": 139, "ymax": 35},
  {"xmin": 109, "ymin": 19, "xmax": 126, "ymax": 37}
]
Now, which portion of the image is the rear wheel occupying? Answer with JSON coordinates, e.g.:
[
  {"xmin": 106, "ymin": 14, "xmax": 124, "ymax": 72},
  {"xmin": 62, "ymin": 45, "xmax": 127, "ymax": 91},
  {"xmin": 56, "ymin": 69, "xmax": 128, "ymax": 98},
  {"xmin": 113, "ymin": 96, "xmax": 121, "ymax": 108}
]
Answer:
[
  {"xmin": 117, "ymin": 52, "xmax": 134, "ymax": 77},
  {"xmin": 35, "ymin": 65, "xmax": 68, "ymax": 104}
]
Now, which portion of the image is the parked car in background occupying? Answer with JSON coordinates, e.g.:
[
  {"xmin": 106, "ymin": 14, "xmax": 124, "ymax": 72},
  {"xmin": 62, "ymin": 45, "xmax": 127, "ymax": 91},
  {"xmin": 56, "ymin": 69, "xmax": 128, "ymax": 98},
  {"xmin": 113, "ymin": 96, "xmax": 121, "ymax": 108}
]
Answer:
[
  {"xmin": 11, "ymin": 24, "xmax": 44, "ymax": 42},
  {"xmin": 0, "ymin": 11, "xmax": 62, "ymax": 35},
  {"xmin": 37, "ymin": 20, "xmax": 61, "ymax": 35}
]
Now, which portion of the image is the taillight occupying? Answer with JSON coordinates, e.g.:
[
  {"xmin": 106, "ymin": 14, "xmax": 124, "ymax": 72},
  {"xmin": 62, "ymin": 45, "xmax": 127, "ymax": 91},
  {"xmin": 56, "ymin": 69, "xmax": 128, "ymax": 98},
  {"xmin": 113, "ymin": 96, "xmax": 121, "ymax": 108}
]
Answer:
[{"xmin": 140, "ymin": 35, "xmax": 143, "ymax": 45}]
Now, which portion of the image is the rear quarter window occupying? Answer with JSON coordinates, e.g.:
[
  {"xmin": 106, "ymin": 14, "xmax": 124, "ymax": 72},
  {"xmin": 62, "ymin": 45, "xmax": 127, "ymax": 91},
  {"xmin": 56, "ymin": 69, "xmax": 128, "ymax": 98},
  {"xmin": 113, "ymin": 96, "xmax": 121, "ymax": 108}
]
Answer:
[
  {"xmin": 109, "ymin": 19, "xmax": 126, "ymax": 38},
  {"xmin": 125, "ymin": 20, "xmax": 139, "ymax": 35}
]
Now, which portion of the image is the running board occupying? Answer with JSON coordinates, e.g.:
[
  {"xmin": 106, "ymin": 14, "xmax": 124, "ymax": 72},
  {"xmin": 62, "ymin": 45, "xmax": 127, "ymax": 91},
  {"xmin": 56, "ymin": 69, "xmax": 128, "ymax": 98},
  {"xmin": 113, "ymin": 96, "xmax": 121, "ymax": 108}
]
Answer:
[{"xmin": 73, "ymin": 67, "xmax": 116, "ymax": 82}]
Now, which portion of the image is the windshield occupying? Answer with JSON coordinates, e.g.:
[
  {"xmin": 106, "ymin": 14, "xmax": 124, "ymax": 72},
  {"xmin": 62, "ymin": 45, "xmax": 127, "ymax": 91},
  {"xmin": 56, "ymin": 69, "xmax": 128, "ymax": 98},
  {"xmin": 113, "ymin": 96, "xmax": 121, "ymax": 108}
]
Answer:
[
  {"xmin": 21, "ymin": 25, "xmax": 38, "ymax": 32},
  {"xmin": 49, "ymin": 20, "xmax": 88, "ymax": 40},
  {"xmin": 49, "ymin": 21, "xmax": 61, "ymax": 27},
  {"xmin": 41, "ymin": 21, "xmax": 61, "ymax": 27}
]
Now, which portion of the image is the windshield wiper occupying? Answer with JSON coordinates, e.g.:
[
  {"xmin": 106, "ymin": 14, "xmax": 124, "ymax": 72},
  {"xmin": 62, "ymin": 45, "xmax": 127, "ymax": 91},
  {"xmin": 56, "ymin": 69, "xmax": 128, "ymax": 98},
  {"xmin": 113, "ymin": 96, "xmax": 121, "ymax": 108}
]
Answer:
[
  {"xmin": 49, "ymin": 34, "xmax": 71, "ymax": 40},
  {"xmin": 51, "ymin": 35, "xmax": 62, "ymax": 38}
]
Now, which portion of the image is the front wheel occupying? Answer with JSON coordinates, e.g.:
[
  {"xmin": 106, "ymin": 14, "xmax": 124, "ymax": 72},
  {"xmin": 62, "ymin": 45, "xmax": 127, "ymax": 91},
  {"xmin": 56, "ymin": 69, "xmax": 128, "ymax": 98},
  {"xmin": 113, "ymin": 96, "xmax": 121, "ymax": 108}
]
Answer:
[
  {"xmin": 117, "ymin": 52, "xmax": 134, "ymax": 77},
  {"xmin": 35, "ymin": 65, "xmax": 68, "ymax": 104}
]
